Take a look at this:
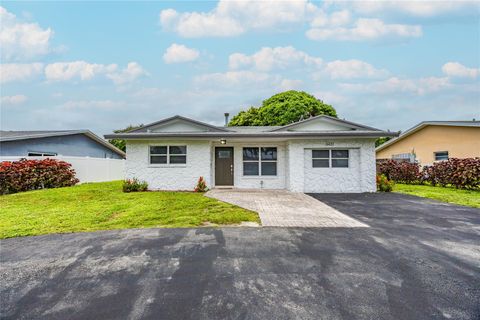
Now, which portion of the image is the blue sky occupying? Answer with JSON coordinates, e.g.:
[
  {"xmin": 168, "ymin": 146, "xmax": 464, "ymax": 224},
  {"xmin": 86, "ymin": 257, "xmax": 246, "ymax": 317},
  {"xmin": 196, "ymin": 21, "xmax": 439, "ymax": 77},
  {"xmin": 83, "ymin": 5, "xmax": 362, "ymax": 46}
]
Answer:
[{"xmin": 1, "ymin": 1, "xmax": 479, "ymax": 136}]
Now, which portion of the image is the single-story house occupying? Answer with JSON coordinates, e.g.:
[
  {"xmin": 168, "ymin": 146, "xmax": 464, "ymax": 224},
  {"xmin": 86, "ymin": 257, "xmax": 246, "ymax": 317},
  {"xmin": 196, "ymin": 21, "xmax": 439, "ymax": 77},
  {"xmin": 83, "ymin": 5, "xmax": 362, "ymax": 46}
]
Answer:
[
  {"xmin": 105, "ymin": 115, "xmax": 397, "ymax": 193},
  {"xmin": 376, "ymin": 120, "xmax": 480, "ymax": 166},
  {"xmin": 0, "ymin": 130, "xmax": 125, "ymax": 159}
]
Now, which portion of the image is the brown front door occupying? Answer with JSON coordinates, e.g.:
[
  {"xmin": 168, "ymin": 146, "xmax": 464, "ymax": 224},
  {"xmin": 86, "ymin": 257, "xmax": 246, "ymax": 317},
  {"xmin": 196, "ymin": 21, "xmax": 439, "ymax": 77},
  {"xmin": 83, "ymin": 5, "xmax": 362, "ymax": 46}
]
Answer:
[{"xmin": 215, "ymin": 147, "xmax": 234, "ymax": 186}]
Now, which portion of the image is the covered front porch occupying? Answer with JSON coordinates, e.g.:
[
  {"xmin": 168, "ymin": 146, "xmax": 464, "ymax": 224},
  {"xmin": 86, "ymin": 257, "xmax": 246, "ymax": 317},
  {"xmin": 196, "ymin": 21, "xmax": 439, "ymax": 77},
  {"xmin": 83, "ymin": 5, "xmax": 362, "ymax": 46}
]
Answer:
[{"xmin": 210, "ymin": 140, "xmax": 287, "ymax": 189}]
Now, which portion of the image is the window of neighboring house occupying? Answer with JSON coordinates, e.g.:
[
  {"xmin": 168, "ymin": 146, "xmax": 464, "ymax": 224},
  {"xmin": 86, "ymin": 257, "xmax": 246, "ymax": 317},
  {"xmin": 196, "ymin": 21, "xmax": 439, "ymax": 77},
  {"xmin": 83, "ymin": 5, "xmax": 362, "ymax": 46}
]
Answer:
[
  {"xmin": 392, "ymin": 153, "xmax": 411, "ymax": 160},
  {"xmin": 243, "ymin": 147, "xmax": 277, "ymax": 176},
  {"xmin": 28, "ymin": 152, "xmax": 57, "ymax": 157},
  {"xmin": 434, "ymin": 151, "xmax": 449, "ymax": 161},
  {"xmin": 312, "ymin": 149, "xmax": 349, "ymax": 168},
  {"xmin": 149, "ymin": 146, "xmax": 186, "ymax": 164}
]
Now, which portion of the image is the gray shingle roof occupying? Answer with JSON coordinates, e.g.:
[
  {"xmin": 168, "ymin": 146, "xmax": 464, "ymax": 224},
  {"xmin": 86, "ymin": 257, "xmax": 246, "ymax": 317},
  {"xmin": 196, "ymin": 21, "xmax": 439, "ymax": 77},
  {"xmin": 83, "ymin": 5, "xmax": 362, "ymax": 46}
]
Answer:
[
  {"xmin": 0, "ymin": 130, "xmax": 125, "ymax": 157},
  {"xmin": 0, "ymin": 130, "xmax": 81, "ymax": 139},
  {"xmin": 105, "ymin": 114, "xmax": 398, "ymax": 139},
  {"xmin": 226, "ymin": 126, "xmax": 283, "ymax": 133}
]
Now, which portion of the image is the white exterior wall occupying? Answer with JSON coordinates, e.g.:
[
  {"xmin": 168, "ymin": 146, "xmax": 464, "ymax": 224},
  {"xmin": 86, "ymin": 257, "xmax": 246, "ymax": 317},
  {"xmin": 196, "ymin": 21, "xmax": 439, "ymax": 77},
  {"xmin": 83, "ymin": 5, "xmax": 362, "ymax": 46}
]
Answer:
[
  {"xmin": 125, "ymin": 138, "xmax": 376, "ymax": 192},
  {"xmin": 211, "ymin": 142, "xmax": 286, "ymax": 189},
  {"xmin": 286, "ymin": 139, "xmax": 376, "ymax": 193},
  {"xmin": 126, "ymin": 140, "xmax": 211, "ymax": 191}
]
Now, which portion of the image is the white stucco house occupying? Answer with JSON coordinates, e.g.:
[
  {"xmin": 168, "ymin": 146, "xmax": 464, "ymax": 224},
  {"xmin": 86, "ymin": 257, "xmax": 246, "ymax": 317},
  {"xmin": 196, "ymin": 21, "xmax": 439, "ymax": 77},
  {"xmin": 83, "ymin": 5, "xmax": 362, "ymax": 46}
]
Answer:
[{"xmin": 105, "ymin": 115, "xmax": 397, "ymax": 193}]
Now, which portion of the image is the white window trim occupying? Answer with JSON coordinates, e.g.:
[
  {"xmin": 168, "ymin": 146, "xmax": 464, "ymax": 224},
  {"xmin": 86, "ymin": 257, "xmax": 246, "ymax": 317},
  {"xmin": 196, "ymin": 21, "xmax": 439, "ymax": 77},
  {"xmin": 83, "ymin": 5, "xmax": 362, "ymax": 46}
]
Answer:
[
  {"xmin": 242, "ymin": 147, "xmax": 278, "ymax": 177},
  {"xmin": 149, "ymin": 145, "xmax": 187, "ymax": 167},
  {"xmin": 312, "ymin": 149, "xmax": 349, "ymax": 168}
]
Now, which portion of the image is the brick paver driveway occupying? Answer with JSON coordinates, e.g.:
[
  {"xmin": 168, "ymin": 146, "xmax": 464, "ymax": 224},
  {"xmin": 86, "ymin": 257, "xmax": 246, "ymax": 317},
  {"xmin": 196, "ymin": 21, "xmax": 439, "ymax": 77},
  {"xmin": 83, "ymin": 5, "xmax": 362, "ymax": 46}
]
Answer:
[{"xmin": 206, "ymin": 189, "xmax": 367, "ymax": 228}]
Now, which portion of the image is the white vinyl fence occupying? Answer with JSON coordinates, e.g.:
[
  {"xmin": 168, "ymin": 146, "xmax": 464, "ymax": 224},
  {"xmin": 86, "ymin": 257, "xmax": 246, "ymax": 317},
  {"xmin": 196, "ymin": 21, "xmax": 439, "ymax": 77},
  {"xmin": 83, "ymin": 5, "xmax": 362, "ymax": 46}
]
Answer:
[{"xmin": 0, "ymin": 156, "xmax": 125, "ymax": 183}]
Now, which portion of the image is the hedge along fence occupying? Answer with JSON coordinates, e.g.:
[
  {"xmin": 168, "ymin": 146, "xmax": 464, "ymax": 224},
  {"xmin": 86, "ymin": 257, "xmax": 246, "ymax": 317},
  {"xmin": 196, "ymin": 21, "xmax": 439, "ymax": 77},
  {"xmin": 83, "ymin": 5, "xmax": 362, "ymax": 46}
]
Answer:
[
  {"xmin": 377, "ymin": 158, "xmax": 480, "ymax": 189},
  {"xmin": 0, "ymin": 158, "xmax": 79, "ymax": 195}
]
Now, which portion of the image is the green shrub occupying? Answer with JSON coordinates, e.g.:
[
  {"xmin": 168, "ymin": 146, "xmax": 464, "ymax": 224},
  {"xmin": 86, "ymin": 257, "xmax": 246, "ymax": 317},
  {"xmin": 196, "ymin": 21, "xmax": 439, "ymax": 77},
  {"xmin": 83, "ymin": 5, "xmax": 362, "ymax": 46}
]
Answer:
[
  {"xmin": 422, "ymin": 158, "xmax": 479, "ymax": 189},
  {"xmin": 377, "ymin": 159, "xmax": 421, "ymax": 184},
  {"xmin": 123, "ymin": 178, "xmax": 148, "ymax": 192},
  {"xmin": 376, "ymin": 174, "xmax": 394, "ymax": 192},
  {"xmin": 378, "ymin": 158, "xmax": 480, "ymax": 189},
  {"xmin": 194, "ymin": 176, "xmax": 208, "ymax": 192},
  {"xmin": 0, "ymin": 158, "xmax": 79, "ymax": 195}
]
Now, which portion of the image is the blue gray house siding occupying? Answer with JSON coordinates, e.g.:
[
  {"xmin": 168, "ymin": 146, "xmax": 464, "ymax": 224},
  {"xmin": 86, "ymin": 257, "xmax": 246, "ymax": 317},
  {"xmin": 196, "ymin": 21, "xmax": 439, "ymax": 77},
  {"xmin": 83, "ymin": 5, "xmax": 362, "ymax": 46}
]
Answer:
[{"xmin": 0, "ymin": 134, "xmax": 123, "ymax": 159}]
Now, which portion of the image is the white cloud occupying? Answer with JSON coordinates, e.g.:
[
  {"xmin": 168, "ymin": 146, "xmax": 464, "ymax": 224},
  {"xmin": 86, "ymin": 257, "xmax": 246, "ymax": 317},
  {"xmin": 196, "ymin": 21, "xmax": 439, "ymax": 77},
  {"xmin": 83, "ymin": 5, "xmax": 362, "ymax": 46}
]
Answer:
[
  {"xmin": 194, "ymin": 70, "xmax": 304, "ymax": 94},
  {"xmin": 0, "ymin": 6, "xmax": 53, "ymax": 61},
  {"xmin": 59, "ymin": 100, "xmax": 126, "ymax": 110},
  {"xmin": 163, "ymin": 43, "xmax": 200, "ymax": 64},
  {"xmin": 44, "ymin": 61, "xmax": 146, "ymax": 84},
  {"xmin": 442, "ymin": 62, "xmax": 479, "ymax": 79},
  {"xmin": 229, "ymin": 46, "xmax": 322, "ymax": 71},
  {"xmin": 106, "ymin": 62, "xmax": 148, "ymax": 85},
  {"xmin": 195, "ymin": 71, "xmax": 275, "ymax": 88},
  {"xmin": 307, "ymin": 18, "xmax": 422, "ymax": 41},
  {"xmin": 0, "ymin": 63, "xmax": 44, "ymax": 83},
  {"xmin": 279, "ymin": 79, "xmax": 304, "ymax": 90},
  {"xmin": 311, "ymin": 9, "xmax": 351, "ymax": 27},
  {"xmin": 314, "ymin": 91, "xmax": 348, "ymax": 105},
  {"xmin": 335, "ymin": 1, "xmax": 479, "ymax": 18},
  {"xmin": 1, "ymin": 94, "xmax": 27, "ymax": 106},
  {"xmin": 44, "ymin": 61, "xmax": 117, "ymax": 81},
  {"xmin": 340, "ymin": 76, "xmax": 450, "ymax": 95},
  {"xmin": 159, "ymin": 0, "xmax": 316, "ymax": 37},
  {"xmin": 324, "ymin": 59, "xmax": 389, "ymax": 79}
]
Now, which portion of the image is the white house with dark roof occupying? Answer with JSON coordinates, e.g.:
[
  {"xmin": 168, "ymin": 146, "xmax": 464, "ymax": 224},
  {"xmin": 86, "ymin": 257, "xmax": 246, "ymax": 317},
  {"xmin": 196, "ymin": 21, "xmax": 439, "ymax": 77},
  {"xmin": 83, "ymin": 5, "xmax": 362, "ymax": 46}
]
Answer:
[{"xmin": 105, "ymin": 115, "xmax": 397, "ymax": 193}]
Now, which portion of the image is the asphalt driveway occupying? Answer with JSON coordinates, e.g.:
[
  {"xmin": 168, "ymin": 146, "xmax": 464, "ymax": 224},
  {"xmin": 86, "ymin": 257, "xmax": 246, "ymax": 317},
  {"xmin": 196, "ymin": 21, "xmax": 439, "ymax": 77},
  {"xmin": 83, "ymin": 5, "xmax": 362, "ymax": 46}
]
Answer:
[{"xmin": 1, "ymin": 193, "xmax": 479, "ymax": 320}]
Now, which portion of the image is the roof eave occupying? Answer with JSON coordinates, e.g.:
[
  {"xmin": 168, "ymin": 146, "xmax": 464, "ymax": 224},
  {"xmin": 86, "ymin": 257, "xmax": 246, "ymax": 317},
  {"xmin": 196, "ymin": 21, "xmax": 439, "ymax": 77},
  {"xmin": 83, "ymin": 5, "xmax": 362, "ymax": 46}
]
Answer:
[
  {"xmin": 0, "ymin": 130, "xmax": 126, "ymax": 158},
  {"xmin": 104, "ymin": 131, "xmax": 398, "ymax": 139},
  {"xmin": 127, "ymin": 115, "xmax": 232, "ymax": 133}
]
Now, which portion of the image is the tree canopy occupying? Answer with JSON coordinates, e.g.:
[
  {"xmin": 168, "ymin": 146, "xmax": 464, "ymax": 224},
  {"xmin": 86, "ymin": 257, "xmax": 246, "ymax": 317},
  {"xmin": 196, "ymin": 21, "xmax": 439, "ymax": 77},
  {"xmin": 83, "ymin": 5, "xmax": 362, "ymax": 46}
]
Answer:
[
  {"xmin": 108, "ymin": 124, "xmax": 143, "ymax": 152},
  {"xmin": 228, "ymin": 90, "xmax": 337, "ymax": 126}
]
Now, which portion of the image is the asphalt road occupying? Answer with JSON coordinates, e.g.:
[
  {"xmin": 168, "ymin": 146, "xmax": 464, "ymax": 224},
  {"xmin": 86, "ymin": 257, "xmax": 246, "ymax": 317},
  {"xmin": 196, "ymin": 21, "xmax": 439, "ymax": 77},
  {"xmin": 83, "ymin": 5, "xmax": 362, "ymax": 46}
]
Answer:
[{"xmin": 1, "ymin": 193, "xmax": 479, "ymax": 320}]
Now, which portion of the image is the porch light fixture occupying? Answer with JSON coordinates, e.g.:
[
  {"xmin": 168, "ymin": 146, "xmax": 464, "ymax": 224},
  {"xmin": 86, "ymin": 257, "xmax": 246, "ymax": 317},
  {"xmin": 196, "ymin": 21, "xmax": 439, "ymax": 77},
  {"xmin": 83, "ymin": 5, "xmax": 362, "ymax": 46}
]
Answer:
[{"xmin": 220, "ymin": 139, "xmax": 227, "ymax": 145}]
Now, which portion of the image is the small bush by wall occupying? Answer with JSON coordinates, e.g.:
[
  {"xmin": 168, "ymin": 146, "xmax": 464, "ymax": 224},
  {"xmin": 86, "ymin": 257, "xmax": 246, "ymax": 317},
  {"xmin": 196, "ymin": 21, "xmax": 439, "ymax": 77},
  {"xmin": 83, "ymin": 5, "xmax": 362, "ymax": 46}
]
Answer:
[
  {"xmin": 194, "ymin": 176, "xmax": 208, "ymax": 192},
  {"xmin": 376, "ymin": 174, "xmax": 394, "ymax": 192},
  {"xmin": 0, "ymin": 158, "xmax": 79, "ymax": 195},
  {"xmin": 123, "ymin": 178, "xmax": 148, "ymax": 192}
]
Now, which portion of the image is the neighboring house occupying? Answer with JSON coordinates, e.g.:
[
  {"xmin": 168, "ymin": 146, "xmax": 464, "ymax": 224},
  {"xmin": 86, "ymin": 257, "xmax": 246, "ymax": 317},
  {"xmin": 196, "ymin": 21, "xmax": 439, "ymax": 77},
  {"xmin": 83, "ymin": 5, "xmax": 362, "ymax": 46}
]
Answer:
[
  {"xmin": 105, "ymin": 115, "xmax": 396, "ymax": 193},
  {"xmin": 376, "ymin": 120, "xmax": 480, "ymax": 166},
  {"xmin": 0, "ymin": 130, "xmax": 125, "ymax": 159}
]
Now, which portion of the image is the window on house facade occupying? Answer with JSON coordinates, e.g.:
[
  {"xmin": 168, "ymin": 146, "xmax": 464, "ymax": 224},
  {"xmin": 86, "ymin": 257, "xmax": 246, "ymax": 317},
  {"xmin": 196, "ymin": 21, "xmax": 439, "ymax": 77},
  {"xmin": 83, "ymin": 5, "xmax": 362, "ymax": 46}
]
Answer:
[
  {"xmin": 149, "ymin": 146, "xmax": 186, "ymax": 164},
  {"xmin": 434, "ymin": 151, "xmax": 448, "ymax": 161},
  {"xmin": 243, "ymin": 147, "xmax": 277, "ymax": 176},
  {"xmin": 28, "ymin": 152, "xmax": 57, "ymax": 157},
  {"xmin": 312, "ymin": 149, "xmax": 349, "ymax": 168}
]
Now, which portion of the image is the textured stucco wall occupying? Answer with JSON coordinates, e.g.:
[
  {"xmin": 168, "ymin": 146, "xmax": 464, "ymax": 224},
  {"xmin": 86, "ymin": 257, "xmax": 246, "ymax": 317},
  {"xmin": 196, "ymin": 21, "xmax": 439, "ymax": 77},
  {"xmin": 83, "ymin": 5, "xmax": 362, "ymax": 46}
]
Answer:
[
  {"xmin": 287, "ymin": 139, "xmax": 376, "ymax": 193},
  {"xmin": 0, "ymin": 134, "xmax": 123, "ymax": 159},
  {"xmin": 210, "ymin": 142, "xmax": 286, "ymax": 189},
  {"xmin": 126, "ymin": 139, "xmax": 376, "ymax": 192},
  {"xmin": 126, "ymin": 140, "xmax": 211, "ymax": 191}
]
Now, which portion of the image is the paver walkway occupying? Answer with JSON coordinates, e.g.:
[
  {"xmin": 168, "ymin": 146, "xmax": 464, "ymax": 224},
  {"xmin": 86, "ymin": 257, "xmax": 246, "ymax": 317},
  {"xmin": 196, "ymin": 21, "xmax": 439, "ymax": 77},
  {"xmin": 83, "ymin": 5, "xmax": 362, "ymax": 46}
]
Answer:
[{"xmin": 206, "ymin": 189, "xmax": 368, "ymax": 227}]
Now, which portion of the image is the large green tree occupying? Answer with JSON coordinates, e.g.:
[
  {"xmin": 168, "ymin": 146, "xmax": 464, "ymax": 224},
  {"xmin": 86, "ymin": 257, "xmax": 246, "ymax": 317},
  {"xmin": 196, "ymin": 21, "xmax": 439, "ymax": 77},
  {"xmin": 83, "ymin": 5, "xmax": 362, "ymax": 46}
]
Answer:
[
  {"xmin": 108, "ymin": 124, "xmax": 143, "ymax": 152},
  {"xmin": 228, "ymin": 90, "xmax": 337, "ymax": 126}
]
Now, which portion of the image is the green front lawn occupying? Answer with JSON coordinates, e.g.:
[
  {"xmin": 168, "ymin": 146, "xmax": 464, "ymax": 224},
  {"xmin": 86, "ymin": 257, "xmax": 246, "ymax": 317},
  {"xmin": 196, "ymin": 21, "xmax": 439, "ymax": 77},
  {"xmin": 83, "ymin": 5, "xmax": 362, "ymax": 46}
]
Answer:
[
  {"xmin": 0, "ymin": 181, "xmax": 259, "ymax": 239},
  {"xmin": 394, "ymin": 183, "xmax": 480, "ymax": 208}
]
